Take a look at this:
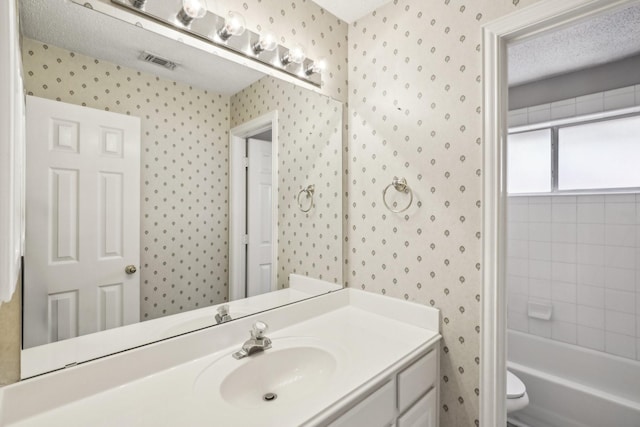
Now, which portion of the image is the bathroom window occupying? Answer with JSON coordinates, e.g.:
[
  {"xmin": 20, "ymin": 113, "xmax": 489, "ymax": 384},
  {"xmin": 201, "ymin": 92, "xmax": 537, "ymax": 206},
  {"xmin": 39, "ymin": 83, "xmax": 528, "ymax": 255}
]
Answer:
[
  {"xmin": 558, "ymin": 115, "xmax": 640, "ymax": 190},
  {"xmin": 507, "ymin": 113, "xmax": 640, "ymax": 194},
  {"xmin": 507, "ymin": 129, "xmax": 552, "ymax": 194}
]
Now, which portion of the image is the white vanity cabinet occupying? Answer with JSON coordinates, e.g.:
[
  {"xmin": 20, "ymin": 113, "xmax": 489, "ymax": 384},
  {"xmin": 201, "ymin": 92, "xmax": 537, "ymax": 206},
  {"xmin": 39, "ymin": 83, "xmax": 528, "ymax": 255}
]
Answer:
[{"xmin": 327, "ymin": 346, "xmax": 439, "ymax": 427}]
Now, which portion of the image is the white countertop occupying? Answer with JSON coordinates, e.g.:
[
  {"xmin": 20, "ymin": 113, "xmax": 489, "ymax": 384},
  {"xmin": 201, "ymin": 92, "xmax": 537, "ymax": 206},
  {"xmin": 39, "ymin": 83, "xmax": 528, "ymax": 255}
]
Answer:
[
  {"xmin": 1, "ymin": 289, "xmax": 440, "ymax": 427},
  {"xmin": 21, "ymin": 274, "xmax": 340, "ymax": 379}
]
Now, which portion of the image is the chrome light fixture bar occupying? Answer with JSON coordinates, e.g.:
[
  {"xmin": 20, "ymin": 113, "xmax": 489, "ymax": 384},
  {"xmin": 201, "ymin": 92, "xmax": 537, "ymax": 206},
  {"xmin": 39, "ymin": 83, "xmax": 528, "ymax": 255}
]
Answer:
[{"xmin": 111, "ymin": 0, "xmax": 322, "ymax": 87}]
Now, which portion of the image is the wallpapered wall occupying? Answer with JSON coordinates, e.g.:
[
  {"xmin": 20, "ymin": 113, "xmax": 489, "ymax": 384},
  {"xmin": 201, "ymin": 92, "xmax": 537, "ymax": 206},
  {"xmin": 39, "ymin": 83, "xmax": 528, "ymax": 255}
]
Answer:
[
  {"xmin": 231, "ymin": 77, "xmax": 343, "ymax": 288},
  {"xmin": 231, "ymin": 77, "xmax": 343, "ymax": 289},
  {"xmin": 22, "ymin": 38, "xmax": 231, "ymax": 320},
  {"xmin": 347, "ymin": 0, "xmax": 540, "ymax": 425}
]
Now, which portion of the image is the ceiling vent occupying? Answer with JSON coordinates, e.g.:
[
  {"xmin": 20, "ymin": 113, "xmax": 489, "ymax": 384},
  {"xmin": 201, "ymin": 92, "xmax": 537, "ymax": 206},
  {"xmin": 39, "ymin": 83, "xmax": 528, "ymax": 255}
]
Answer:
[{"xmin": 138, "ymin": 51, "xmax": 178, "ymax": 70}]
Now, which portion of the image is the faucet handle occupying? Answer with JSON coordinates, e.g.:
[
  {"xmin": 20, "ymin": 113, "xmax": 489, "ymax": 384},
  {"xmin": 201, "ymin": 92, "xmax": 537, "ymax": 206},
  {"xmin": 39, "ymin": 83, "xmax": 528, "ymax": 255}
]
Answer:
[
  {"xmin": 217, "ymin": 304, "xmax": 229, "ymax": 316},
  {"xmin": 215, "ymin": 304, "xmax": 232, "ymax": 324},
  {"xmin": 251, "ymin": 321, "xmax": 268, "ymax": 339}
]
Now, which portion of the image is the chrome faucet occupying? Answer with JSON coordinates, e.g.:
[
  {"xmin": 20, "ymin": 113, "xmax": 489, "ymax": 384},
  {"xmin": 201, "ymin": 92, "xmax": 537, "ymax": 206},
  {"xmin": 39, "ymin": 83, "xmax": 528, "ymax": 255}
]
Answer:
[
  {"xmin": 233, "ymin": 321, "xmax": 272, "ymax": 359},
  {"xmin": 215, "ymin": 305, "xmax": 232, "ymax": 324}
]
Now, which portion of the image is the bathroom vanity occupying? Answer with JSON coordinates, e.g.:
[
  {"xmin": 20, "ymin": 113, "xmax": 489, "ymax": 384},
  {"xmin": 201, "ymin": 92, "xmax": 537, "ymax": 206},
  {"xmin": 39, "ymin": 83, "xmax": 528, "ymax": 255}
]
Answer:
[{"xmin": 0, "ymin": 288, "xmax": 441, "ymax": 427}]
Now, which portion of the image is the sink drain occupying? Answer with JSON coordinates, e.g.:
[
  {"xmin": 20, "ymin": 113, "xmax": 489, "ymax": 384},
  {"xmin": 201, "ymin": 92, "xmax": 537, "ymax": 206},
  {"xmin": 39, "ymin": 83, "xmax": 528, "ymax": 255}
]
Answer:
[{"xmin": 263, "ymin": 392, "xmax": 278, "ymax": 402}]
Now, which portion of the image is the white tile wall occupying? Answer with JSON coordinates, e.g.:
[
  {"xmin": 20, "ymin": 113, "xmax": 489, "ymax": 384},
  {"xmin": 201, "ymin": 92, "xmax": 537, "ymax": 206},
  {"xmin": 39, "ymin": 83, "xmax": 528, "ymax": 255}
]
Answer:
[
  {"xmin": 551, "ymin": 99, "xmax": 577, "ymax": 120},
  {"xmin": 577, "ymin": 325, "xmax": 605, "ymax": 351},
  {"xmin": 527, "ymin": 103, "xmax": 552, "ymax": 123},
  {"xmin": 507, "ymin": 195, "xmax": 639, "ymax": 361},
  {"xmin": 576, "ymin": 93, "xmax": 604, "ymax": 116},
  {"xmin": 604, "ymin": 86, "xmax": 636, "ymax": 111},
  {"xmin": 508, "ymin": 84, "xmax": 640, "ymax": 128},
  {"xmin": 606, "ymin": 332, "xmax": 636, "ymax": 359}
]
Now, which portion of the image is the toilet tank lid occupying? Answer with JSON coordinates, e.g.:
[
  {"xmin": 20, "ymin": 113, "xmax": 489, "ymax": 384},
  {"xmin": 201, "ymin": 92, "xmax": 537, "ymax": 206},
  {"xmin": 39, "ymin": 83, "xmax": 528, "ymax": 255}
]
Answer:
[{"xmin": 507, "ymin": 371, "xmax": 526, "ymax": 399}]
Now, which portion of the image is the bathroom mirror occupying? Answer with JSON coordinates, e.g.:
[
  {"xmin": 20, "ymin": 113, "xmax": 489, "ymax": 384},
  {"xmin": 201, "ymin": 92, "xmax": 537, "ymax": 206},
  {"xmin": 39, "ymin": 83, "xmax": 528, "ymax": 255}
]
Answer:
[{"xmin": 19, "ymin": 0, "xmax": 343, "ymax": 376}]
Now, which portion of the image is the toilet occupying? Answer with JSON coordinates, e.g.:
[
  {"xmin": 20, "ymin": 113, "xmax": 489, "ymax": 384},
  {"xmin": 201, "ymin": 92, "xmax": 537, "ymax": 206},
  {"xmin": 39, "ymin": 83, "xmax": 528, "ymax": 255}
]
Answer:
[{"xmin": 506, "ymin": 370, "xmax": 529, "ymax": 413}]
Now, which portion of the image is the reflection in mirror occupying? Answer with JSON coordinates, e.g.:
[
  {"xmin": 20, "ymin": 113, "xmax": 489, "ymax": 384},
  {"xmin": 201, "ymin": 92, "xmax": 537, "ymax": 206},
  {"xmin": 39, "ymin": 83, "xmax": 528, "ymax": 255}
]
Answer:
[{"xmin": 19, "ymin": 0, "xmax": 342, "ymax": 377}]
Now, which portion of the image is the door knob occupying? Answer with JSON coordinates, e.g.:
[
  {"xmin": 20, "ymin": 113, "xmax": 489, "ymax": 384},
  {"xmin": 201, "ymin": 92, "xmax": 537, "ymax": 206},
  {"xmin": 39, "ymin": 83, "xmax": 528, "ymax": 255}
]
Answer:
[{"xmin": 125, "ymin": 265, "xmax": 137, "ymax": 274}]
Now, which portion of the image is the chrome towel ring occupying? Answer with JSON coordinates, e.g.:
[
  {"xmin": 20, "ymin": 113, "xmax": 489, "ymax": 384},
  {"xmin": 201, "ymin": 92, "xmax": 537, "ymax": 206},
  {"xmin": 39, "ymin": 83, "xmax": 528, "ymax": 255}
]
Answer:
[
  {"xmin": 297, "ymin": 184, "xmax": 315, "ymax": 212},
  {"xmin": 383, "ymin": 177, "xmax": 413, "ymax": 213}
]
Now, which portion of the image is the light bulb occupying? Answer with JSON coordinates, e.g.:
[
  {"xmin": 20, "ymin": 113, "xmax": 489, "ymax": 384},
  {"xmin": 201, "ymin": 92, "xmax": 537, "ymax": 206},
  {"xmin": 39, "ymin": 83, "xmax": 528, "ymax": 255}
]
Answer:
[
  {"xmin": 177, "ymin": 0, "xmax": 208, "ymax": 26},
  {"xmin": 218, "ymin": 11, "xmax": 246, "ymax": 41},
  {"xmin": 281, "ymin": 44, "xmax": 306, "ymax": 66},
  {"xmin": 305, "ymin": 57, "xmax": 327, "ymax": 75},
  {"xmin": 253, "ymin": 30, "xmax": 278, "ymax": 54}
]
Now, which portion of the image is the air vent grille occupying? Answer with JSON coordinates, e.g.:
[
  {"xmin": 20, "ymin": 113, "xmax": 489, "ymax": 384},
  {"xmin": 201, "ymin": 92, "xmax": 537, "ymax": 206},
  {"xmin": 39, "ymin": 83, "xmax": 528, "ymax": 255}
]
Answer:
[{"xmin": 138, "ymin": 51, "xmax": 178, "ymax": 70}]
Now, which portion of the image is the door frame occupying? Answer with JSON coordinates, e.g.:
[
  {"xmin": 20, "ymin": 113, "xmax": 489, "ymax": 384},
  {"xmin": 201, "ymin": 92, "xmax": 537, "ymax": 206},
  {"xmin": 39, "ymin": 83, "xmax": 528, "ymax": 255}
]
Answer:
[
  {"xmin": 480, "ymin": 0, "xmax": 638, "ymax": 425},
  {"xmin": 229, "ymin": 111, "xmax": 278, "ymax": 301},
  {"xmin": 0, "ymin": 0, "xmax": 24, "ymax": 304}
]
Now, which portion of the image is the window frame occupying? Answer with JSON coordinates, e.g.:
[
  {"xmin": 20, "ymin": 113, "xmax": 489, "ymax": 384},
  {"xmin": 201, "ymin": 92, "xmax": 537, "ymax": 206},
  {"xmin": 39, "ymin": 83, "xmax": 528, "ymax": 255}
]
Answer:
[{"xmin": 507, "ymin": 106, "xmax": 640, "ymax": 195}]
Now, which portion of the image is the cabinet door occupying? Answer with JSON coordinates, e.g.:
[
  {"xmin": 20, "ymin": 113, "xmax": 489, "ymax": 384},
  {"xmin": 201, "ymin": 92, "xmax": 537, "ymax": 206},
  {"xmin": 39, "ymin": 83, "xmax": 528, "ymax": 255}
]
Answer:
[
  {"xmin": 397, "ymin": 349, "xmax": 437, "ymax": 412},
  {"xmin": 329, "ymin": 379, "xmax": 396, "ymax": 427},
  {"xmin": 396, "ymin": 388, "xmax": 437, "ymax": 427}
]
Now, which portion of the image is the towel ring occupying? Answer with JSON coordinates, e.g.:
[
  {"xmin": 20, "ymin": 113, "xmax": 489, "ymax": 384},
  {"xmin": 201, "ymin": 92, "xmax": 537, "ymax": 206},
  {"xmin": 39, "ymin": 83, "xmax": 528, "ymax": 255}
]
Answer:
[
  {"xmin": 297, "ymin": 184, "xmax": 315, "ymax": 213},
  {"xmin": 383, "ymin": 177, "xmax": 413, "ymax": 213}
]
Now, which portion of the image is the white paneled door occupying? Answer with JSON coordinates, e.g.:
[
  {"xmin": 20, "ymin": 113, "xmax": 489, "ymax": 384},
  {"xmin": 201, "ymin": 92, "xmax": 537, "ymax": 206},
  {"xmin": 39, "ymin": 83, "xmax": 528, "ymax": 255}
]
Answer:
[
  {"xmin": 246, "ymin": 138, "xmax": 273, "ymax": 297},
  {"xmin": 24, "ymin": 96, "xmax": 140, "ymax": 348}
]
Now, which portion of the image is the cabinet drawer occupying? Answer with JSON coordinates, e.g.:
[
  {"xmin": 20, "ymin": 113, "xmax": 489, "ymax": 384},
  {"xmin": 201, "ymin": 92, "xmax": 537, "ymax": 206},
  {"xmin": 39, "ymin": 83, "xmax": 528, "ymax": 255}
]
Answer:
[
  {"xmin": 397, "ymin": 350, "xmax": 437, "ymax": 413},
  {"xmin": 397, "ymin": 388, "xmax": 437, "ymax": 427},
  {"xmin": 329, "ymin": 379, "xmax": 396, "ymax": 427}
]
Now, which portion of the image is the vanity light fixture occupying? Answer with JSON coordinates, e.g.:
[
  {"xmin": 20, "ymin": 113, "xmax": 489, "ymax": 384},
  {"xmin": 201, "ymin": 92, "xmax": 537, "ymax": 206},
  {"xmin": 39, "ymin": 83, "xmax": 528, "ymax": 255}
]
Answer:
[
  {"xmin": 217, "ymin": 11, "xmax": 246, "ymax": 41},
  {"xmin": 111, "ymin": 0, "xmax": 324, "ymax": 87},
  {"xmin": 252, "ymin": 30, "xmax": 278, "ymax": 54},
  {"xmin": 176, "ymin": 0, "xmax": 207, "ymax": 27},
  {"xmin": 281, "ymin": 44, "xmax": 306, "ymax": 66},
  {"xmin": 305, "ymin": 57, "xmax": 327, "ymax": 75}
]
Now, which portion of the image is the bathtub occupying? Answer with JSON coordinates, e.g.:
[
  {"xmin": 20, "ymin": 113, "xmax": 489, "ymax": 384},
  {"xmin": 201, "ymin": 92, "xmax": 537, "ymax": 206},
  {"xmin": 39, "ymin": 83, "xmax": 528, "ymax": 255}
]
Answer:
[{"xmin": 507, "ymin": 330, "xmax": 640, "ymax": 427}]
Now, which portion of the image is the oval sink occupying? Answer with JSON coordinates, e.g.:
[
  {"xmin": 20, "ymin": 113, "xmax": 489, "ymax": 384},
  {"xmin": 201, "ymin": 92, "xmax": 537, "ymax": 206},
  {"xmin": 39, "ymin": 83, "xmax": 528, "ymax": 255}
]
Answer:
[{"xmin": 194, "ymin": 337, "xmax": 346, "ymax": 409}]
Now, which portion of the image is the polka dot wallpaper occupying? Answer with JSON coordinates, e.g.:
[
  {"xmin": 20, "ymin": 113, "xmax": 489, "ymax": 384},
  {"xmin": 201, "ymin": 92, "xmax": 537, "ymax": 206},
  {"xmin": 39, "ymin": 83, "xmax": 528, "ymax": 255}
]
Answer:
[
  {"xmin": 231, "ymin": 76, "xmax": 343, "ymax": 288},
  {"xmin": 347, "ymin": 0, "xmax": 541, "ymax": 425},
  {"xmin": 22, "ymin": 38, "xmax": 231, "ymax": 320}
]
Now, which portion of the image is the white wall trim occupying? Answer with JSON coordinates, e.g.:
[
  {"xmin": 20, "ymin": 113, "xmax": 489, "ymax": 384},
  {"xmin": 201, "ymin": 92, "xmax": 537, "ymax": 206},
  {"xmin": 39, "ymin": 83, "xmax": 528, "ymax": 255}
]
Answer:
[
  {"xmin": 0, "ymin": 0, "xmax": 24, "ymax": 304},
  {"xmin": 480, "ymin": 0, "xmax": 639, "ymax": 425},
  {"xmin": 229, "ymin": 111, "xmax": 278, "ymax": 301}
]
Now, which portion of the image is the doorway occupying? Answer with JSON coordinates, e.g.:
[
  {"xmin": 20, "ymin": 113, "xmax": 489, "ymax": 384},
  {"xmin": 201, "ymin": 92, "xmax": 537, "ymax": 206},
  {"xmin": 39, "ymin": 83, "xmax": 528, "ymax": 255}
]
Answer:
[
  {"xmin": 481, "ymin": 0, "xmax": 640, "ymax": 426},
  {"xmin": 229, "ymin": 112, "xmax": 278, "ymax": 301},
  {"xmin": 246, "ymin": 132, "xmax": 273, "ymax": 297}
]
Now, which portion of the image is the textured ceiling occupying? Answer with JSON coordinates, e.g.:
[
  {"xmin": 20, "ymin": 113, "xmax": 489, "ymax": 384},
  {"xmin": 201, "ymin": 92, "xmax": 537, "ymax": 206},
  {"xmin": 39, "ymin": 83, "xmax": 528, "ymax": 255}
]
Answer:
[
  {"xmin": 311, "ymin": 0, "xmax": 392, "ymax": 23},
  {"xmin": 508, "ymin": 4, "xmax": 640, "ymax": 86},
  {"xmin": 19, "ymin": 0, "xmax": 265, "ymax": 95}
]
